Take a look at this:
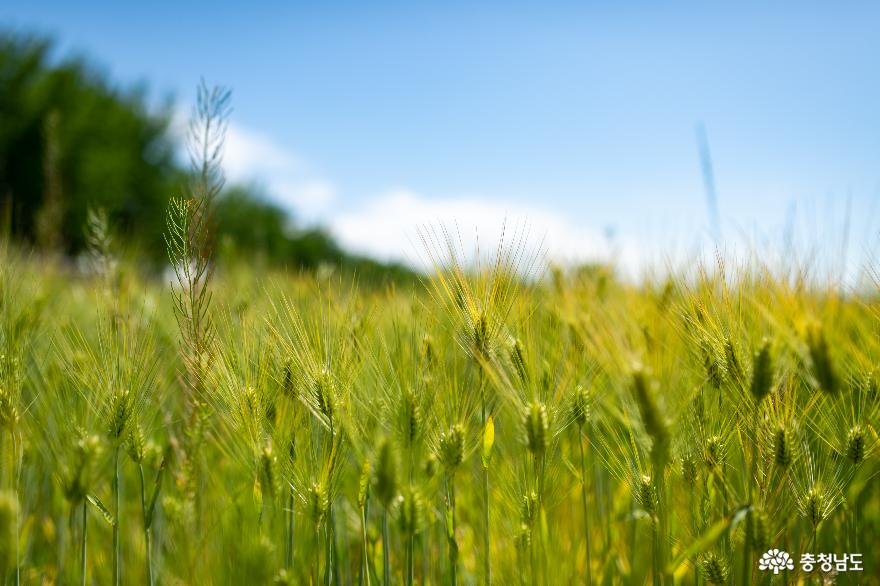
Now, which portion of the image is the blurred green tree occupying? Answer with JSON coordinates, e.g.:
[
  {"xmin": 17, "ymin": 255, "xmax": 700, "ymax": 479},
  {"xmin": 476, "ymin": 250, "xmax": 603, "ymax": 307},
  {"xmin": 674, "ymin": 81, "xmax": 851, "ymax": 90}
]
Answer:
[
  {"xmin": 0, "ymin": 33, "xmax": 414, "ymax": 281},
  {"xmin": 0, "ymin": 34, "xmax": 179, "ymax": 257}
]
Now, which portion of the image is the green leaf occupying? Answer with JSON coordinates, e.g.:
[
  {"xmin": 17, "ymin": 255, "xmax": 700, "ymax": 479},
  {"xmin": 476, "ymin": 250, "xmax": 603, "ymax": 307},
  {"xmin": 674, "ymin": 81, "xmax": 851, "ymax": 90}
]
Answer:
[
  {"xmin": 87, "ymin": 495, "xmax": 116, "ymax": 527},
  {"xmin": 666, "ymin": 505, "xmax": 750, "ymax": 575}
]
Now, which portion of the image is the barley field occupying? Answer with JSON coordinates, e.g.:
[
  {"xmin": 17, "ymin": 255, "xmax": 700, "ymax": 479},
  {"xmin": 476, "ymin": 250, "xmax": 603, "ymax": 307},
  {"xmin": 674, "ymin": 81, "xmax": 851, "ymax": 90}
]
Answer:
[{"xmin": 2, "ymin": 94, "xmax": 879, "ymax": 586}]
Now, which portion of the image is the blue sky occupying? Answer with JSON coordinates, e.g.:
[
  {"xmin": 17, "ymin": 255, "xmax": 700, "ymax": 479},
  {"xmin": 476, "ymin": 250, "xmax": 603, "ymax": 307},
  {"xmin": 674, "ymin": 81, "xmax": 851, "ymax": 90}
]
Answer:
[{"xmin": 3, "ymin": 1, "xmax": 879, "ymax": 275}]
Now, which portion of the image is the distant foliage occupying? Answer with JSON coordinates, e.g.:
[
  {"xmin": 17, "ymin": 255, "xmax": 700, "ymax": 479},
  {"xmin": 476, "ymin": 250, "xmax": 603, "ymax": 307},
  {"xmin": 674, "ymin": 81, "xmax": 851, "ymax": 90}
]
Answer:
[
  {"xmin": 0, "ymin": 33, "xmax": 413, "ymax": 278},
  {"xmin": 0, "ymin": 34, "xmax": 178, "ymax": 257}
]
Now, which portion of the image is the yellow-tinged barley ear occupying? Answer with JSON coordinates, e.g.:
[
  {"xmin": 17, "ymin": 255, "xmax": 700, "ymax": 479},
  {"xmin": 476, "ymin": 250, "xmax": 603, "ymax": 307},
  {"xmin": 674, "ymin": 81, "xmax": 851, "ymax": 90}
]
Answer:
[{"xmin": 481, "ymin": 415, "xmax": 495, "ymax": 469}]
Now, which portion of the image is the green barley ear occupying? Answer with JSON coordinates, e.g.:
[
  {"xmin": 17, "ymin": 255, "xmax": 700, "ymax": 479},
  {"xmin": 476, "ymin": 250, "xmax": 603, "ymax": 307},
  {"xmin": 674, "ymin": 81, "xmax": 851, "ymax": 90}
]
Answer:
[
  {"xmin": 704, "ymin": 435, "xmax": 725, "ymax": 471},
  {"xmin": 472, "ymin": 310, "xmax": 490, "ymax": 359},
  {"xmin": 374, "ymin": 439, "xmax": 399, "ymax": 507},
  {"xmin": 700, "ymin": 552, "xmax": 728, "ymax": 584},
  {"xmin": 0, "ymin": 386, "xmax": 17, "ymax": 430},
  {"xmin": 723, "ymin": 336, "xmax": 745, "ymax": 386},
  {"xmin": 508, "ymin": 336, "xmax": 528, "ymax": 385},
  {"xmin": 572, "ymin": 384, "xmax": 592, "ymax": 428},
  {"xmin": 438, "ymin": 424, "xmax": 465, "ymax": 472},
  {"xmin": 107, "ymin": 389, "xmax": 132, "ymax": 441},
  {"xmin": 282, "ymin": 361, "xmax": 295, "ymax": 401},
  {"xmin": 398, "ymin": 486, "xmax": 426, "ymax": 537},
  {"xmin": 804, "ymin": 486, "xmax": 826, "ymax": 527},
  {"xmin": 421, "ymin": 334, "xmax": 436, "ymax": 368},
  {"xmin": 701, "ymin": 337, "xmax": 724, "ymax": 389},
  {"xmin": 631, "ymin": 365, "xmax": 669, "ymax": 460},
  {"xmin": 515, "ymin": 524, "xmax": 531, "ymax": 550},
  {"xmin": 846, "ymin": 425, "xmax": 866, "ymax": 465},
  {"xmin": 747, "ymin": 508, "xmax": 770, "ymax": 552},
  {"xmin": 521, "ymin": 491, "xmax": 539, "ymax": 526},
  {"xmin": 260, "ymin": 443, "xmax": 276, "ymax": 500},
  {"xmin": 314, "ymin": 368, "xmax": 336, "ymax": 426},
  {"xmin": 523, "ymin": 400, "xmax": 549, "ymax": 457},
  {"xmin": 772, "ymin": 424, "xmax": 792, "ymax": 468},
  {"xmin": 0, "ymin": 491, "xmax": 17, "ymax": 578},
  {"xmin": 805, "ymin": 324, "xmax": 838, "ymax": 395},
  {"xmin": 243, "ymin": 387, "xmax": 259, "ymax": 417},
  {"xmin": 636, "ymin": 474, "xmax": 656, "ymax": 514},
  {"xmin": 681, "ymin": 453, "xmax": 698, "ymax": 486},
  {"xmin": 286, "ymin": 434, "xmax": 297, "ymax": 466},
  {"xmin": 402, "ymin": 387, "xmax": 423, "ymax": 447},
  {"xmin": 357, "ymin": 461, "xmax": 371, "ymax": 509},
  {"xmin": 126, "ymin": 423, "xmax": 146, "ymax": 464},
  {"xmin": 749, "ymin": 338, "xmax": 774, "ymax": 403},
  {"xmin": 856, "ymin": 369, "xmax": 879, "ymax": 404},
  {"xmin": 423, "ymin": 453, "xmax": 438, "ymax": 479},
  {"xmin": 309, "ymin": 482, "xmax": 330, "ymax": 525}
]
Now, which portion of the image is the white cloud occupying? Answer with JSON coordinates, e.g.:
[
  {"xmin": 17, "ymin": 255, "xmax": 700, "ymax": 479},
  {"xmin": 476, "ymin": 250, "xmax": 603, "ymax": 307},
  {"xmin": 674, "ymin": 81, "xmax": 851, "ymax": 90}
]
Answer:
[
  {"xmin": 274, "ymin": 180, "xmax": 337, "ymax": 218},
  {"xmin": 223, "ymin": 124, "xmax": 301, "ymax": 183},
  {"xmin": 329, "ymin": 188, "xmax": 647, "ymax": 275},
  {"xmin": 221, "ymin": 123, "xmax": 336, "ymax": 220}
]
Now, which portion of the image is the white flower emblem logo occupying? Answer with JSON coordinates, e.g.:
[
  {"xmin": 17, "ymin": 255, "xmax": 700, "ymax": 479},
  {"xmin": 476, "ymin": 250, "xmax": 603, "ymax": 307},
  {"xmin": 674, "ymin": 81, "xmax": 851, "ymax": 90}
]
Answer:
[{"xmin": 758, "ymin": 549, "xmax": 794, "ymax": 574}]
